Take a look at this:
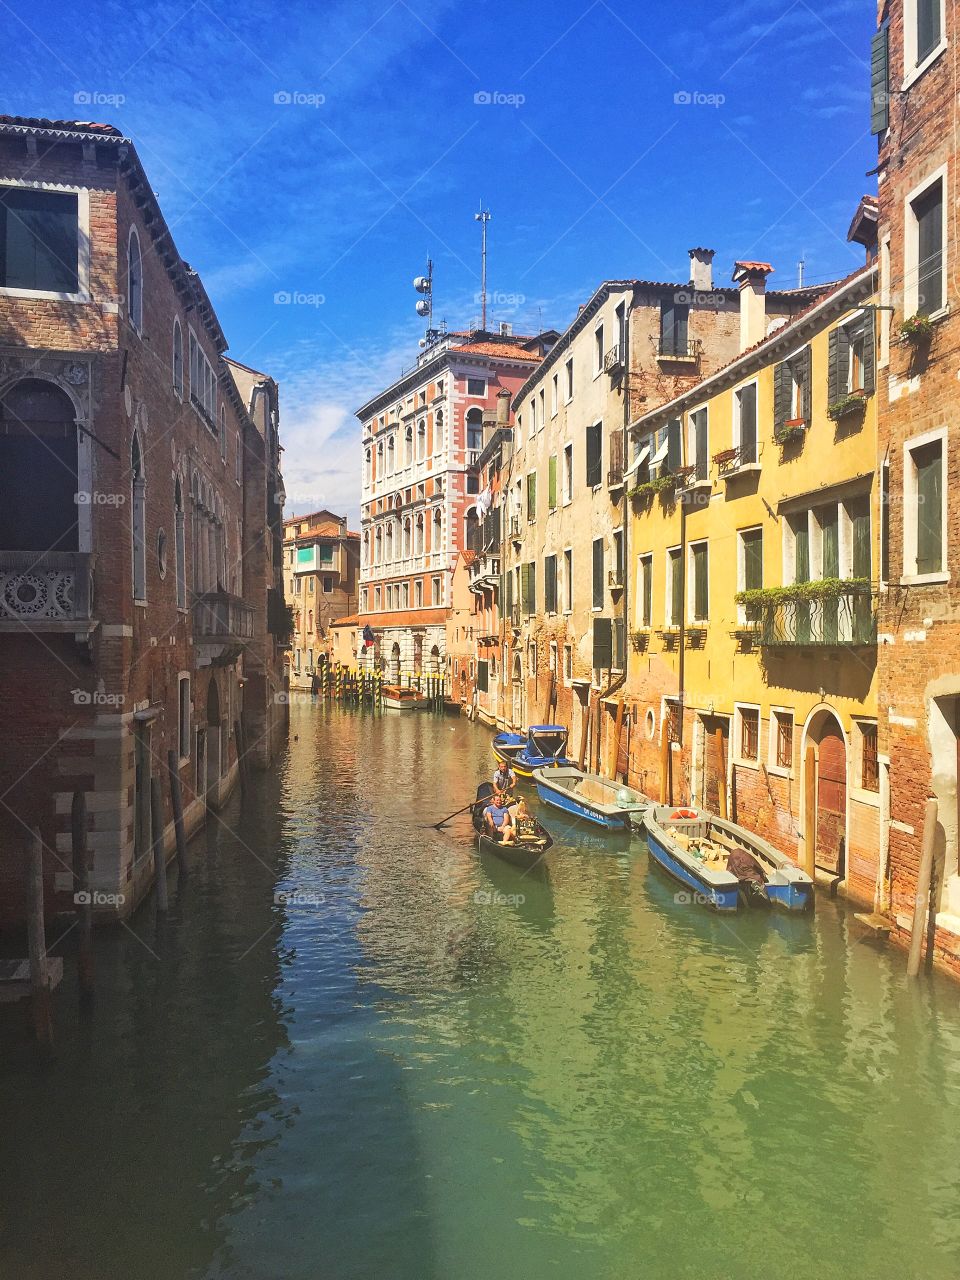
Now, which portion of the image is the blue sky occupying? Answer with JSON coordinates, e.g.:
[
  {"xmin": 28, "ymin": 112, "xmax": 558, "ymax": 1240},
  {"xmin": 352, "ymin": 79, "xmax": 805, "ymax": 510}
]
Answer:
[{"xmin": 2, "ymin": 0, "xmax": 874, "ymax": 527}]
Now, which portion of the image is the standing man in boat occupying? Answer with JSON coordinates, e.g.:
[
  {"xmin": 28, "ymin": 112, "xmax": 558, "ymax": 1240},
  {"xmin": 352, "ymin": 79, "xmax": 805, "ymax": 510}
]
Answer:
[{"xmin": 493, "ymin": 761, "xmax": 516, "ymax": 800}]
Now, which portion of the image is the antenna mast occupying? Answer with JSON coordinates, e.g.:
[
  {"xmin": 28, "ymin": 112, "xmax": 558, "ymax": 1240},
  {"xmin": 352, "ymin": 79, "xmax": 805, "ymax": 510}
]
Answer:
[{"xmin": 475, "ymin": 204, "xmax": 491, "ymax": 330}]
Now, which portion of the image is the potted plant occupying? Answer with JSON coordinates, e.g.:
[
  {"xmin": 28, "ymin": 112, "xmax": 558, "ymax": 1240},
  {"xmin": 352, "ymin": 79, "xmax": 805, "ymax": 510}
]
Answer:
[
  {"xmin": 827, "ymin": 393, "xmax": 867, "ymax": 423},
  {"xmin": 775, "ymin": 418, "xmax": 807, "ymax": 445},
  {"xmin": 899, "ymin": 312, "xmax": 934, "ymax": 344}
]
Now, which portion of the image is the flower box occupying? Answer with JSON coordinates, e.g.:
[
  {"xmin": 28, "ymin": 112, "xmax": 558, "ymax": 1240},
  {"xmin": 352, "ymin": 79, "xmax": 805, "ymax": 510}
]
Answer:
[
  {"xmin": 827, "ymin": 394, "xmax": 867, "ymax": 423},
  {"xmin": 899, "ymin": 313, "xmax": 933, "ymax": 344}
]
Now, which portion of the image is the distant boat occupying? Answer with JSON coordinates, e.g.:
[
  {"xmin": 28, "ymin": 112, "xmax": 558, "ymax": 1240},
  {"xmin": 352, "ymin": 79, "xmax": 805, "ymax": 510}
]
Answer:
[
  {"xmin": 493, "ymin": 725, "xmax": 572, "ymax": 778},
  {"xmin": 533, "ymin": 766, "xmax": 653, "ymax": 830},
  {"xmin": 471, "ymin": 782, "xmax": 554, "ymax": 869},
  {"xmin": 643, "ymin": 806, "xmax": 815, "ymax": 913},
  {"xmin": 382, "ymin": 685, "xmax": 428, "ymax": 710}
]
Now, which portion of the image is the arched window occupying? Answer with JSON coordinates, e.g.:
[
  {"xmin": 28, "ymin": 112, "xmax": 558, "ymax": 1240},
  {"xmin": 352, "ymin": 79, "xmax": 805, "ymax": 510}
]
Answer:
[
  {"xmin": 362, "ymin": 530, "xmax": 370, "ymax": 567},
  {"xmin": 364, "ymin": 448, "xmax": 372, "ymax": 485},
  {"xmin": 375, "ymin": 526, "xmax": 383, "ymax": 564},
  {"xmin": 127, "ymin": 228, "xmax": 143, "ymax": 334},
  {"xmin": 402, "ymin": 517, "xmax": 412, "ymax": 558},
  {"xmin": 405, "ymin": 425, "xmax": 413, "ymax": 466},
  {"xmin": 415, "ymin": 513, "xmax": 424, "ymax": 556},
  {"xmin": 416, "ymin": 420, "xmax": 426, "ymax": 460},
  {"xmin": 172, "ymin": 318, "xmax": 183, "ymax": 397},
  {"xmin": 385, "ymin": 522, "xmax": 394, "ymax": 562},
  {"xmin": 0, "ymin": 379, "xmax": 79, "ymax": 554},
  {"xmin": 432, "ymin": 506, "xmax": 442, "ymax": 551},
  {"xmin": 174, "ymin": 475, "xmax": 186, "ymax": 609},
  {"xmin": 435, "ymin": 410, "xmax": 443, "ymax": 455},
  {"xmin": 219, "ymin": 404, "xmax": 226, "ymax": 460},
  {"xmin": 131, "ymin": 432, "xmax": 146, "ymax": 600},
  {"xmin": 465, "ymin": 508, "xmax": 479, "ymax": 549},
  {"xmin": 387, "ymin": 435, "xmax": 395, "ymax": 474}
]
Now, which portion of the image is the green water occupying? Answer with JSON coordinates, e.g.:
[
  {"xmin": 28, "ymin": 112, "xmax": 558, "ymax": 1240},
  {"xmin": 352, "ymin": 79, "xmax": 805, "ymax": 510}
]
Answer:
[{"xmin": 1, "ymin": 704, "xmax": 959, "ymax": 1279}]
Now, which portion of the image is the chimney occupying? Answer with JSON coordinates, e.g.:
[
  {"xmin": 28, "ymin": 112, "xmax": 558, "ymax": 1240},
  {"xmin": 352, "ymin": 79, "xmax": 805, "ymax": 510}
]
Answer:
[
  {"xmin": 496, "ymin": 386, "xmax": 511, "ymax": 426},
  {"xmin": 689, "ymin": 247, "xmax": 715, "ymax": 292},
  {"xmin": 732, "ymin": 261, "xmax": 774, "ymax": 352}
]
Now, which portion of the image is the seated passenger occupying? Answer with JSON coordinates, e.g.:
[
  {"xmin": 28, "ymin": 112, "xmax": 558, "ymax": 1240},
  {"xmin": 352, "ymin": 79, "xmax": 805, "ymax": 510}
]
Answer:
[
  {"xmin": 483, "ymin": 798, "xmax": 513, "ymax": 840},
  {"xmin": 509, "ymin": 797, "xmax": 537, "ymax": 843}
]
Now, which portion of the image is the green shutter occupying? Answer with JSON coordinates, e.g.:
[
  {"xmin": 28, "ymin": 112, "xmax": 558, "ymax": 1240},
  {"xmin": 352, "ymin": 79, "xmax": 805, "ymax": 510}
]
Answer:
[
  {"xmin": 828, "ymin": 326, "xmax": 849, "ymax": 404},
  {"xmin": 548, "ymin": 454, "xmax": 557, "ymax": 508},
  {"xmin": 643, "ymin": 558, "xmax": 652, "ymax": 625},
  {"xmin": 851, "ymin": 498, "xmax": 871, "ymax": 579},
  {"xmin": 820, "ymin": 507, "xmax": 840, "ymax": 578},
  {"xmin": 861, "ymin": 310, "xmax": 876, "ymax": 396},
  {"xmin": 916, "ymin": 442, "xmax": 943, "ymax": 573},
  {"xmin": 798, "ymin": 346, "xmax": 812, "ymax": 419},
  {"xmin": 670, "ymin": 549, "xmax": 682, "ymax": 625},
  {"xmin": 871, "ymin": 27, "xmax": 890, "ymax": 134},
  {"xmin": 773, "ymin": 360, "xmax": 790, "ymax": 436},
  {"xmin": 527, "ymin": 472, "xmax": 537, "ymax": 519},
  {"xmin": 592, "ymin": 538, "xmax": 604, "ymax": 608},
  {"xmin": 545, "ymin": 555, "xmax": 557, "ymax": 613},
  {"xmin": 667, "ymin": 419, "xmax": 682, "ymax": 472},
  {"xmin": 795, "ymin": 523, "xmax": 810, "ymax": 583},
  {"xmin": 593, "ymin": 617, "xmax": 613, "ymax": 669},
  {"xmin": 693, "ymin": 543, "xmax": 708, "ymax": 620},
  {"xmin": 586, "ymin": 424, "xmax": 602, "ymax": 487}
]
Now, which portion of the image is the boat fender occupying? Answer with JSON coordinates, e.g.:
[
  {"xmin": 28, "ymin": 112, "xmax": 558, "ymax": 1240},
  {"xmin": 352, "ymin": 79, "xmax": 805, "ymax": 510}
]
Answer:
[{"xmin": 670, "ymin": 808, "xmax": 698, "ymax": 820}]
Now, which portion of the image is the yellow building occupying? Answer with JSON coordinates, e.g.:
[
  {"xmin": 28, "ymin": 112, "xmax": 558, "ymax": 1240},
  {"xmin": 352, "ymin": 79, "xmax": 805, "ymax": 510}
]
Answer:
[{"xmin": 627, "ymin": 260, "xmax": 881, "ymax": 902}]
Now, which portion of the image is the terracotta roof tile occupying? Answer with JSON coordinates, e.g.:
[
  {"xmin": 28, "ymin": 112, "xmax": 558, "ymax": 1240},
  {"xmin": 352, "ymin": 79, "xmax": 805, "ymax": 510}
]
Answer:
[
  {"xmin": 350, "ymin": 608, "xmax": 448, "ymax": 628},
  {"xmin": 453, "ymin": 342, "xmax": 541, "ymax": 360}
]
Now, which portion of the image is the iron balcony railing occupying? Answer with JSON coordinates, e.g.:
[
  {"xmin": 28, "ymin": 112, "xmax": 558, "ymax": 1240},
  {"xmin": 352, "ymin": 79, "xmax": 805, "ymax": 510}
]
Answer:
[
  {"xmin": 193, "ymin": 590, "xmax": 255, "ymax": 642},
  {"xmin": 657, "ymin": 338, "xmax": 697, "ymax": 359},
  {"xmin": 759, "ymin": 585, "xmax": 876, "ymax": 648},
  {"xmin": 0, "ymin": 551, "xmax": 95, "ymax": 627},
  {"xmin": 603, "ymin": 342, "xmax": 624, "ymax": 374}
]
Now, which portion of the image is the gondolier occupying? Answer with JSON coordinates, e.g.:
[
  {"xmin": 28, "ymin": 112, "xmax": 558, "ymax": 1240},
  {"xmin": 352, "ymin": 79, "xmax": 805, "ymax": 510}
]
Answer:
[{"xmin": 493, "ymin": 762, "xmax": 516, "ymax": 798}]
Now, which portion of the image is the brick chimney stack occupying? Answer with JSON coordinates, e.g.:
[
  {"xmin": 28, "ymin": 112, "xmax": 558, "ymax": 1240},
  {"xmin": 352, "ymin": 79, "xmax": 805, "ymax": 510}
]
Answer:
[{"xmin": 689, "ymin": 248, "xmax": 715, "ymax": 292}]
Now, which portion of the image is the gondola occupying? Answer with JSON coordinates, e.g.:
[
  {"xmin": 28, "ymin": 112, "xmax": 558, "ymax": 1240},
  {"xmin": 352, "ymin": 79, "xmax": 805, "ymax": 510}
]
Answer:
[{"xmin": 471, "ymin": 782, "xmax": 554, "ymax": 870}]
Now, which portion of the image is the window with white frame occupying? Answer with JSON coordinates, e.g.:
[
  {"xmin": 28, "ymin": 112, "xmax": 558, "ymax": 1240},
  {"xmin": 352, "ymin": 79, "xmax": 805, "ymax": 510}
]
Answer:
[
  {"xmin": 735, "ymin": 704, "xmax": 760, "ymax": 765},
  {"xmin": 551, "ymin": 372, "xmax": 559, "ymax": 416},
  {"xmin": 903, "ymin": 430, "xmax": 946, "ymax": 578},
  {"xmin": 0, "ymin": 184, "xmax": 80, "ymax": 293},
  {"xmin": 737, "ymin": 527, "xmax": 763, "ymax": 622},
  {"xmin": 563, "ymin": 644, "xmax": 573, "ymax": 683},
  {"xmin": 565, "ymin": 357, "xmax": 574, "ymax": 402},
  {"xmin": 127, "ymin": 228, "xmax": 143, "ymax": 334},
  {"xmin": 563, "ymin": 548, "xmax": 573, "ymax": 612},
  {"xmin": 467, "ymin": 377, "xmax": 486, "ymax": 396},
  {"xmin": 666, "ymin": 546, "xmax": 682, "ymax": 626},
  {"xmin": 905, "ymin": 170, "xmax": 945, "ymax": 317},
  {"xmin": 689, "ymin": 540, "xmax": 708, "ymax": 622},
  {"xmin": 637, "ymin": 553, "xmax": 652, "ymax": 627},
  {"xmin": 563, "ymin": 443, "xmax": 573, "ymax": 503},
  {"xmin": 528, "ymin": 641, "xmax": 537, "ymax": 677},
  {"xmin": 903, "ymin": 0, "xmax": 945, "ymax": 82},
  {"xmin": 549, "ymin": 640, "xmax": 558, "ymax": 676},
  {"xmin": 770, "ymin": 708, "xmax": 794, "ymax": 772},
  {"xmin": 595, "ymin": 323, "xmax": 604, "ymax": 374},
  {"xmin": 529, "ymin": 394, "xmax": 537, "ymax": 435}
]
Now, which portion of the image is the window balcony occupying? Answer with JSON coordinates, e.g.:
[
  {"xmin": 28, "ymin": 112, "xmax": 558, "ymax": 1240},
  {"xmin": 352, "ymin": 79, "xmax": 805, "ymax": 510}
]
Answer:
[
  {"xmin": 754, "ymin": 584, "xmax": 876, "ymax": 648},
  {"xmin": 193, "ymin": 590, "xmax": 255, "ymax": 666},
  {"xmin": 657, "ymin": 338, "xmax": 698, "ymax": 362},
  {"xmin": 714, "ymin": 443, "xmax": 762, "ymax": 479},
  {"xmin": 0, "ymin": 551, "xmax": 96, "ymax": 635},
  {"xmin": 603, "ymin": 343, "xmax": 624, "ymax": 374}
]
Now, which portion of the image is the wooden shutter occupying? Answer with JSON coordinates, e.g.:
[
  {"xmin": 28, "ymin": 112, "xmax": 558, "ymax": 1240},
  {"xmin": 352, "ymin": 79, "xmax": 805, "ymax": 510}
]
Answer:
[
  {"xmin": 670, "ymin": 549, "xmax": 682, "ymax": 625},
  {"xmin": 520, "ymin": 562, "xmax": 531, "ymax": 614},
  {"xmin": 739, "ymin": 385, "xmax": 757, "ymax": 462},
  {"xmin": 795, "ymin": 522, "xmax": 810, "ymax": 583},
  {"xmin": 827, "ymin": 327, "xmax": 849, "ymax": 404},
  {"xmin": 861, "ymin": 310, "xmax": 876, "ymax": 395},
  {"xmin": 693, "ymin": 411, "xmax": 708, "ymax": 477},
  {"xmin": 548, "ymin": 454, "xmax": 557, "ymax": 508},
  {"xmin": 693, "ymin": 543, "xmax": 708, "ymax": 620},
  {"xmin": 798, "ymin": 345, "xmax": 813, "ymax": 419},
  {"xmin": 477, "ymin": 660, "xmax": 489, "ymax": 693},
  {"xmin": 586, "ymin": 424, "xmax": 601, "ymax": 487},
  {"xmin": 593, "ymin": 617, "xmax": 612, "ymax": 669},
  {"xmin": 743, "ymin": 530, "xmax": 763, "ymax": 591},
  {"xmin": 505, "ymin": 568, "xmax": 513, "ymax": 615},
  {"xmin": 613, "ymin": 619, "xmax": 626, "ymax": 670},
  {"xmin": 544, "ymin": 555, "xmax": 557, "ymax": 613},
  {"xmin": 916, "ymin": 442, "xmax": 943, "ymax": 573},
  {"xmin": 527, "ymin": 472, "xmax": 537, "ymax": 519},
  {"xmin": 592, "ymin": 537, "xmax": 604, "ymax": 608},
  {"xmin": 871, "ymin": 27, "xmax": 889, "ymax": 134},
  {"xmin": 773, "ymin": 360, "xmax": 790, "ymax": 434},
  {"xmin": 667, "ymin": 419, "xmax": 682, "ymax": 472}
]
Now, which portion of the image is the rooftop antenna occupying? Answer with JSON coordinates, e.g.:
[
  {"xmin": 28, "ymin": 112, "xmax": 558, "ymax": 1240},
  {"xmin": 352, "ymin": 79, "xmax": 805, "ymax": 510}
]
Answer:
[
  {"xmin": 413, "ymin": 257, "xmax": 433, "ymax": 327},
  {"xmin": 797, "ymin": 253, "xmax": 806, "ymax": 288},
  {"xmin": 475, "ymin": 203, "xmax": 491, "ymax": 331}
]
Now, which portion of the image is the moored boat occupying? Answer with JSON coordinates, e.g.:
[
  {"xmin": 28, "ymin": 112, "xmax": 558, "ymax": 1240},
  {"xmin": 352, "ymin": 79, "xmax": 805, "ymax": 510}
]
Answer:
[
  {"xmin": 471, "ymin": 782, "xmax": 554, "ymax": 870},
  {"xmin": 643, "ymin": 805, "xmax": 815, "ymax": 913},
  {"xmin": 492, "ymin": 731, "xmax": 526, "ymax": 770},
  {"xmin": 532, "ymin": 766, "xmax": 653, "ymax": 830},
  {"xmin": 382, "ymin": 684, "xmax": 428, "ymax": 710},
  {"xmin": 510, "ymin": 725, "xmax": 572, "ymax": 778}
]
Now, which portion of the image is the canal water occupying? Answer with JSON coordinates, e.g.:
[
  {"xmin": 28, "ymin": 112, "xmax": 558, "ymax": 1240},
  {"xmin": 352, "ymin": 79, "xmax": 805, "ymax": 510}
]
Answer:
[{"xmin": 2, "ymin": 704, "xmax": 960, "ymax": 1279}]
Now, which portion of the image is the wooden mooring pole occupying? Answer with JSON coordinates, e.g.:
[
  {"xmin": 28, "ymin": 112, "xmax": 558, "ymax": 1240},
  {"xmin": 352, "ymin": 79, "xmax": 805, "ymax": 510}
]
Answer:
[
  {"xmin": 150, "ymin": 776, "xmax": 168, "ymax": 913},
  {"xmin": 907, "ymin": 798, "xmax": 938, "ymax": 978},
  {"xmin": 27, "ymin": 827, "xmax": 53, "ymax": 1047},
  {"xmin": 167, "ymin": 750, "xmax": 188, "ymax": 879},
  {"xmin": 609, "ymin": 697, "xmax": 625, "ymax": 781},
  {"xmin": 71, "ymin": 791, "xmax": 94, "ymax": 997},
  {"xmin": 578, "ymin": 699, "xmax": 591, "ymax": 772}
]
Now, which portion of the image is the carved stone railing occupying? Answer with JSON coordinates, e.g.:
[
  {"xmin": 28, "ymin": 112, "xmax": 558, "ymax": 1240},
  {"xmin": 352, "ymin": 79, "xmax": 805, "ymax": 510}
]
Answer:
[
  {"xmin": 0, "ymin": 551, "xmax": 95, "ymax": 626},
  {"xmin": 193, "ymin": 591, "xmax": 255, "ymax": 641}
]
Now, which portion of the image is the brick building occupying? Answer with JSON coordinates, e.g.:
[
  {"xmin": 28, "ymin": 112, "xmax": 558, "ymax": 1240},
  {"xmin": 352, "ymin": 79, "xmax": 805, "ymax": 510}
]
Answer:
[
  {"xmin": 501, "ymin": 253, "xmax": 827, "ymax": 759},
  {"xmin": 871, "ymin": 0, "xmax": 960, "ymax": 968},
  {"xmin": 355, "ymin": 327, "xmax": 555, "ymax": 682},
  {"xmin": 0, "ymin": 116, "xmax": 286, "ymax": 925},
  {"xmin": 282, "ymin": 509, "xmax": 360, "ymax": 689}
]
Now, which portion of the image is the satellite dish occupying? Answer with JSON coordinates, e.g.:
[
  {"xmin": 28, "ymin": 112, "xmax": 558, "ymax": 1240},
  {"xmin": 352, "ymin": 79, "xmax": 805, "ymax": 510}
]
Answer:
[
  {"xmin": 415, "ymin": 299, "xmax": 430, "ymax": 316},
  {"xmin": 413, "ymin": 276, "xmax": 431, "ymax": 293}
]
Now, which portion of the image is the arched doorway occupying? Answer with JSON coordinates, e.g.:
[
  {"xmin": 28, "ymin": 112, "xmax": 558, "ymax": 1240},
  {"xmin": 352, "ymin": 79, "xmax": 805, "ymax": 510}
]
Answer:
[
  {"xmin": 205, "ymin": 678, "xmax": 223, "ymax": 809},
  {"xmin": 413, "ymin": 634, "xmax": 423, "ymax": 675},
  {"xmin": 429, "ymin": 644, "xmax": 440, "ymax": 675},
  {"xmin": 512, "ymin": 653, "xmax": 523, "ymax": 729},
  {"xmin": 0, "ymin": 379, "xmax": 79, "ymax": 553},
  {"xmin": 389, "ymin": 642, "xmax": 401, "ymax": 684},
  {"xmin": 803, "ymin": 708, "xmax": 847, "ymax": 875}
]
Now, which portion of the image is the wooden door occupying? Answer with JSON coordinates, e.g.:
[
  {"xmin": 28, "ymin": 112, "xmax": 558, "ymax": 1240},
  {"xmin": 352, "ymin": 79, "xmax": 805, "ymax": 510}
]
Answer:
[
  {"xmin": 701, "ymin": 715, "xmax": 728, "ymax": 813},
  {"xmin": 816, "ymin": 724, "xmax": 846, "ymax": 873}
]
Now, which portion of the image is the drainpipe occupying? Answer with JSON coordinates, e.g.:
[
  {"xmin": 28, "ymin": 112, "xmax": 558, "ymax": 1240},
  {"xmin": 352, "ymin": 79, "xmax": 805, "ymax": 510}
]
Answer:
[{"xmin": 678, "ymin": 495, "xmax": 686, "ymax": 749}]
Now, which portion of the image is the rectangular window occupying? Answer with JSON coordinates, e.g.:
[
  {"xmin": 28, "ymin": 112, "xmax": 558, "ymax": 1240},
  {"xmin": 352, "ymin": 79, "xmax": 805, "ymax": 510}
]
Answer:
[
  {"xmin": 689, "ymin": 408, "xmax": 708, "ymax": 480},
  {"xmin": 908, "ymin": 176, "xmax": 944, "ymax": 317},
  {"xmin": 414, "ymin": 581, "xmax": 423, "ymax": 607},
  {"xmin": 861, "ymin": 722, "xmax": 880, "ymax": 791},
  {"xmin": 526, "ymin": 472, "xmax": 537, "ymax": 521},
  {"xmin": 881, "ymin": 460, "xmax": 891, "ymax": 583},
  {"xmin": 563, "ymin": 644, "xmax": 573, "ymax": 682},
  {"xmin": 432, "ymin": 575, "xmax": 441, "ymax": 605},
  {"xmin": 548, "ymin": 454, "xmax": 558, "ymax": 509},
  {"xmin": 178, "ymin": 676, "xmax": 191, "ymax": 761},
  {"xmin": 912, "ymin": 438, "xmax": 944, "ymax": 574},
  {"xmin": 593, "ymin": 617, "xmax": 613, "ymax": 670},
  {"xmin": 374, "ymin": 586, "xmax": 381, "ymax": 609},
  {"xmin": 667, "ymin": 547, "xmax": 682, "ymax": 626},
  {"xmin": 595, "ymin": 324, "xmax": 604, "ymax": 373},
  {"xmin": 690, "ymin": 541, "xmax": 708, "ymax": 621},
  {"xmin": 477, "ymin": 660, "xmax": 489, "ymax": 693},
  {"xmin": 739, "ymin": 527, "xmax": 763, "ymax": 622},
  {"xmin": 739, "ymin": 707, "xmax": 759, "ymax": 763},
  {"xmin": 544, "ymin": 554, "xmax": 557, "ymax": 613},
  {"xmin": 586, "ymin": 423, "xmax": 602, "ymax": 487},
  {"xmin": 592, "ymin": 538, "xmax": 604, "ymax": 608},
  {"xmin": 551, "ymin": 373, "xmax": 559, "ymax": 416},
  {"xmin": 564, "ymin": 549, "xmax": 573, "ymax": 612},
  {"xmin": 530, "ymin": 395, "xmax": 537, "ymax": 434},
  {"xmin": 522, "ymin": 561, "xmax": 536, "ymax": 616},
  {"xmin": 563, "ymin": 443, "xmax": 573, "ymax": 503},
  {"xmin": 916, "ymin": 0, "xmax": 942, "ymax": 64},
  {"xmin": 660, "ymin": 298, "xmax": 689, "ymax": 357},
  {"xmin": 401, "ymin": 583, "xmax": 409, "ymax": 608},
  {"xmin": 564, "ymin": 357, "xmax": 574, "ymax": 402},
  {"xmin": 467, "ymin": 377, "xmax": 486, "ymax": 396},
  {"xmin": 0, "ymin": 186, "xmax": 79, "ymax": 292},
  {"xmin": 735, "ymin": 383, "xmax": 758, "ymax": 463},
  {"xmin": 773, "ymin": 710, "xmax": 793, "ymax": 770},
  {"xmin": 638, "ymin": 553, "xmax": 653, "ymax": 627},
  {"xmin": 613, "ymin": 530, "xmax": 623, "ymax": 585}
]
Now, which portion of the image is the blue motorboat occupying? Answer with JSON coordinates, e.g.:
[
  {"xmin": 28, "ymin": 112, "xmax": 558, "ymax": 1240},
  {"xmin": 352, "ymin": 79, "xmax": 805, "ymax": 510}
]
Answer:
[
  {"xmin": 513, "ymin": 725, "xmax": 572, "ymax": 778},
  {"xmin": 644, "ymin": 806, "xmax": 814, "ymax": 913},
  {"xmin": 532, "ymin": 766, "xmax": 653, "ymax": 830}
]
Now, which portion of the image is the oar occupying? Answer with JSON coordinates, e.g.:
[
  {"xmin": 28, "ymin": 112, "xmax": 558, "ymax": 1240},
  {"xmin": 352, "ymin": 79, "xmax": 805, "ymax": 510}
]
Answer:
[{"xmin": 427, "ymin": 800, "xmax": 478, "ymax": 829}]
